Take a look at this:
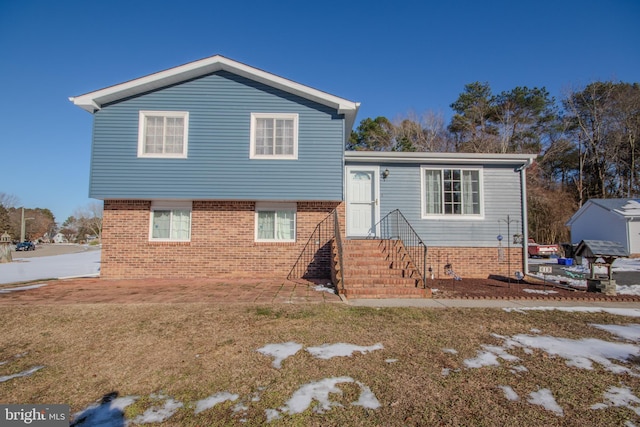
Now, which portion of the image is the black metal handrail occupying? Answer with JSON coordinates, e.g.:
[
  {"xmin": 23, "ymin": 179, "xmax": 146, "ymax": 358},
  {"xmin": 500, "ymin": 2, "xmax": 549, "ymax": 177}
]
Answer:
[
  {"xmin": 369, "ymin": 209, "xmax": 427, "ymax": 287},
  {"xmin": 287, "ymin": 210, "xmax": 337, "ymax": 284}
]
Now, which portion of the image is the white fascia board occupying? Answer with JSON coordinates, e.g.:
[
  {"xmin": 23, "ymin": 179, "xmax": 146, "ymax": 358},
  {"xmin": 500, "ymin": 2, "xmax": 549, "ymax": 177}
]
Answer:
[
  {"xmin": 344, "ymin": 151, "xmax": 536, "ymax": 165},
  {"xmin": 69, "ymin": 55, "xmax": 360, "ymax": 117}
]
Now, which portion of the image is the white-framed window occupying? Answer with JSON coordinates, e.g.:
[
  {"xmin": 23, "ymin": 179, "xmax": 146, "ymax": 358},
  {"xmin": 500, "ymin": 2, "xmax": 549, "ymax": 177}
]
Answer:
[
  {"xmin": 255, "ymin": 202, "xmax": 296, "ymax": 242},
  {"xmin": 421, "ymin": 167, "xmax": 483, "ymax": 218},
  {"xmin": 250, "ymin": 113, "xmax": 298, "ymax": 159},
  {"xmin": 149, "ymin": 201, "xmax": 192, "ymax": 241},
  {"xmin": 138, "ymin": 111, "xmax": 189, "ymax": 158}
]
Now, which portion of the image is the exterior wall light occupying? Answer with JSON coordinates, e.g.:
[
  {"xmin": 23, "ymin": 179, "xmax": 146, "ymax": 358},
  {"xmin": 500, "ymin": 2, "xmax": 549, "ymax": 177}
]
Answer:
[{"xmin": 382, "ymin": 168, "xmax": 390, "ymax": 179}]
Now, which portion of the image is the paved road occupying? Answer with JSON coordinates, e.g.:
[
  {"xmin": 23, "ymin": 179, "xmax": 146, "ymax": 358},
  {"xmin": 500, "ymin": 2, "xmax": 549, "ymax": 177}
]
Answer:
[{"xmin": 11, "ymin": 243, "xmax": 99, "ymax": 259}]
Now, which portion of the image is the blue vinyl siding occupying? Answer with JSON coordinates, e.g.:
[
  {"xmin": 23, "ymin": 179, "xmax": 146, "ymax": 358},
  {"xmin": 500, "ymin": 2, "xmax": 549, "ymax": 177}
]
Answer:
[
  {"xmin": 362, "ymin": 162, "xmax": 523, "ymax": 247},
  {"xmin": 90, "ymin": 71, "xmax": 345, "ymax": 200}
]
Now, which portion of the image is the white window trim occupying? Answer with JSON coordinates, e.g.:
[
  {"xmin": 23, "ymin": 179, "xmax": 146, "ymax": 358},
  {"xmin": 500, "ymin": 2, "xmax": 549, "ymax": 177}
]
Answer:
[
  {"xmin": 255, "ymin": 202, "xmax": 297, "ymax": 242},
  {"xmin": 149, "ymin": 200, "xmax": 192, "ymax": 242},
  {"xmin": 138, "ymin": 111, "xmax": 189, "ymax": 158},
  {"xmin": 249, "ymin": 113, "xmax": 299, "ymax": 160},
  {"xmin": 420, "ymin": 166, "xmax": 484, "ymax": 220}
]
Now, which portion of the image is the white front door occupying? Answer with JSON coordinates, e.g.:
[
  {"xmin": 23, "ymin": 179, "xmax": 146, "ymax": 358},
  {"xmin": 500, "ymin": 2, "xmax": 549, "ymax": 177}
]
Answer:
[{"xmin": 346, "ymin": 167, "xmax": 378, "ymax": 237}]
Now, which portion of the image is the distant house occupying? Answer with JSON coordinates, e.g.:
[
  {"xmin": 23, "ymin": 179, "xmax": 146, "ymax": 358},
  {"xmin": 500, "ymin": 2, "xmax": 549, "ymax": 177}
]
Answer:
[
  {"xmin": 566, "ymin": 199, "xmax": 640, "ymax": 256},
  {"xmin": 70, "ymin": 55, "xmax": 534, "ymax": 297},
  {"xmin": 53, "ymin": 233, "xmax": 68, "ymax": 243}
]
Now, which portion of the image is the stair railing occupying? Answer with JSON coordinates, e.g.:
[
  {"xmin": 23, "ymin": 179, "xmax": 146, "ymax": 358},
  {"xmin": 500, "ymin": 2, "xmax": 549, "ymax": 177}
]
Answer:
[
  {"xmin": 332, "ymin": 209, "xmax": 346, "ymax": 293},
  {"xmin": 287, "ymin": 209, "xmax": 345, "ymax": 292},
  {"xmin": 369, "ymin": 209, "xmax": 427, "ymax": 287}
]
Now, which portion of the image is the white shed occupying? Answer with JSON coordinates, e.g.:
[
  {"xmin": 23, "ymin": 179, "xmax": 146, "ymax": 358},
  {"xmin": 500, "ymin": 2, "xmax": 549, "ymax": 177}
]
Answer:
[{"xmin": 566, "ymin": 199, "xmax": 640, "ymax": 256}]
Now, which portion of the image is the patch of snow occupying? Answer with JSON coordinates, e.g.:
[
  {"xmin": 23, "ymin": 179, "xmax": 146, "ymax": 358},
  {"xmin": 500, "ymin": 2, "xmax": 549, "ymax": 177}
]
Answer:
[
  {"xmin": 590, "ymin": 385, "xmax": 640, "ymax": 416},
  {"xmin": 129, "ymin": 395, "xmax": 183, "ymax": 424},
  {"xmin": 509, "ymin": 365, "xmax": 529, "ymax": 373},
  {"xmin": 442, "ymin": 348, "xmax": 458, "ymax": 354},
  {"xmin": 503, "ymin": 306, "xmax": 640, "ymax": 318},
  {"xmin": 591, "ymin": 324, "xmax": 640, "ymax": 342},
  {"xmin": 385, "ymin": 358, "xmax": 398, "ymax": 363},
  {"xmin": 499, "ymin": 385, "xmax": 520, "ymax": 401},
  {"xmin": 613, "ymin": 258, "xmax": 640, "ymax": 273},
  {"xmin": 194, "ymin": 392, "xmax": 239, "ymax": 414},
  {"xmin": 351, "ymin": 382, "xmax": 380, "ymax": 409},
  {"xmin": 530, "ymin": 328, "xmax": 541, "ymax": 333},
  {"xmin": 71, "ymin": 395, "xmax": 138, "ymax": 427},
  {"xmin": 463, "ymin": 351, "xmax": 500, "ymax": 368},
  {"xmin": 523, "ymin": 288, "xmax": 558, "ymax": 295},
  {"xmin": 441, "ymin": 368, "xmax": 450, "ymax": 376},
  {"xmin": 0, "ymin": 283, "xmax": 48, "ymax": 293},
  {"xmin": 507, "ymin": 334, "xmax": 639, "ymax": 375},
  {"xmin": 617, "ymin": 285, "xmax": 640, "ymax": 296},
  {"xmin": 0, "ymin": 366, "xmax": 44, "ymax": 383},
  {"xmin": 527, "ymin": 388, "xmax": 563, "ymax": 416},
  {"xmin": 0, "ymin": 250, "xmax": 101, "ymax": 284},
  {"xmin": 306, "ymin": 343, "xmax": 383, "ymax": 360},
  {"xmin": 257, "ymin": 342, "xmax": 303, "ymax": 368},
  {"xmin": 268, "ymin": 376, "xmax": 379, "ymax": 420},
  {"xmin": 314, "ymin": 284, "xmax": 335, "ymax": 294}
]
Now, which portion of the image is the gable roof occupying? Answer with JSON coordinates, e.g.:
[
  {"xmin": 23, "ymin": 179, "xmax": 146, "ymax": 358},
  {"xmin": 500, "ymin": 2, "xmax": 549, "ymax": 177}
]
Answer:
[
  {"xmin": 567, "ymin": 198, "xmax": 640, "ymax": 226},
  {"xmin": 69, "ymin": 55, "xmax": 360, "ymax": 132}
]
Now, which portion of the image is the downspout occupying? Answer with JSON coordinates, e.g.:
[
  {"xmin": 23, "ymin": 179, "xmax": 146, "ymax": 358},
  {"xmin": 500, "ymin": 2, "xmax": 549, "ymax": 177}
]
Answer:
[{"xmin": 516, "ymin": 158, "xmax": 533, "ymax": 274}]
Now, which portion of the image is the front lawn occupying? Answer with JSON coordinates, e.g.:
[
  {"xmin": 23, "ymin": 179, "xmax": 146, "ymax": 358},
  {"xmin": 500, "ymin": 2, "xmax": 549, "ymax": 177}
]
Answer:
[{"xmin": 1, "ymin": 304, "xmax": 639, "ymax": 426}]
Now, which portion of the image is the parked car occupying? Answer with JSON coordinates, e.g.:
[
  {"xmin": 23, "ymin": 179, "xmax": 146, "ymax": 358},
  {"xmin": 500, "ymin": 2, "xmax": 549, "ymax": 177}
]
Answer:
[
  {"xmin": 527, "ymin": 238, "xmax": 559, "ymax": 258},
  {"xmin": 15, "ymin": 241, "xmax": 35, "ymax": 251}
]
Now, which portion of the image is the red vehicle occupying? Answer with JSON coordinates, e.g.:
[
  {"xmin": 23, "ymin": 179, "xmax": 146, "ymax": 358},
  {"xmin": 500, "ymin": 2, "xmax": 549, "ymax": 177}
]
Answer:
[{"xmin": 527, "ymin": 238, "xmax": 559, "ymax": 258}]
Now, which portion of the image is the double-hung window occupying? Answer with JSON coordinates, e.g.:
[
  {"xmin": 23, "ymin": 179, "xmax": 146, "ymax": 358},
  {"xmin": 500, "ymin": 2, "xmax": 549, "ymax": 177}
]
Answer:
[
  {"xmin": 150, "ymin": 201, "xmax": 192, "ymax": 241},
  {"xmin": 138, "ymin": 111, "xmax": 189, "ymax": 158},
  {"xmin": 422, "ymin": 167, "xmax": 482, "ymax": 217},
  {"xmin": 255, "ymin": 202, "xmax": 296, "ymax": 242},
  {"xmin": 250, "ymin": 113, "xmax": 298, "ymax": 159}
]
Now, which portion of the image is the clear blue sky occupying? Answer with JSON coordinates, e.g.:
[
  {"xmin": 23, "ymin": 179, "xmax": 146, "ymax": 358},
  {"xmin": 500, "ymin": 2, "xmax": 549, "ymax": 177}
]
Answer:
[{"xmin": 1, "ymin": 0, "xmax": 638, "ymax": 224}]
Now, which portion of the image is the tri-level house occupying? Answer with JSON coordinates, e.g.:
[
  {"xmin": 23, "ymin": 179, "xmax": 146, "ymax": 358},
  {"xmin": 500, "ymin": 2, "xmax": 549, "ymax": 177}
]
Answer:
[{"xmin": 70, "ymin": 55, "xmax": 535, "ymax": 298}]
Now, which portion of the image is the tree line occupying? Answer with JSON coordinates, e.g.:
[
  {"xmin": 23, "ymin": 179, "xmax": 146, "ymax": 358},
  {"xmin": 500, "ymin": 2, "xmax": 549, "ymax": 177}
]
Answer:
[
  {"xmin": 349, "ymin": 81, "xmax": 640, "ymax": 244},
  {"xmin": 0, "ymin": 193, "xmax": 102, "ymax": 243}
]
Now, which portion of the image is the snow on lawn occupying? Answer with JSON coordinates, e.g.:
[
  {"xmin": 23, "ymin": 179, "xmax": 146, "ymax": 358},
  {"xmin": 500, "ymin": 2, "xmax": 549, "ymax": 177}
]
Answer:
[
  {"xmin": 0, "ymin": 249, "xmax": 100, "ymax": 284},
  {"xmin": 257, "ymin": 342, "xmax": 303, "ymax": 368},
  {"xmin": 503, "ymin": 306, "xmax": 640, "ymax": 318},
  {"xmin": 523, "ymin": 288, "xmax": 558, "ymax": 295},
  {"xmin": 458, "ymin": 320, "xmax": 640, "ymax": 418},
  {"xmin": 0, "ymin": 366, "xmax": 44, "ymax": 383},
  {"xmin": 591, "ymin": 386, "xmax": 640, "ymax": 416},
  {"xmin": 265, "ymin": 376, "xmax": 380, "ymax": 422},
  {"xmin": 527, "ymin": 388, "xmax": 564, "ymax": 416},
  {"xmin": 591, "ymin": 324, "xmax": 640, "ymax": 342},
  {"xmin": 306, "ymin": 343, "xmax": 384, "ymax": 360},
  {"xmin": 72, "ymin": 341, "xmax": 383, "ymax": 425}
]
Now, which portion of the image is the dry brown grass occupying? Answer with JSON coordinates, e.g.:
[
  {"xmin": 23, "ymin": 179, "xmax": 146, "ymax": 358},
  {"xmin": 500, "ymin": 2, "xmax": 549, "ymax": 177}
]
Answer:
[{"xmin": 1, "ymin": 303, "xmax": 639, "ymax": 426}]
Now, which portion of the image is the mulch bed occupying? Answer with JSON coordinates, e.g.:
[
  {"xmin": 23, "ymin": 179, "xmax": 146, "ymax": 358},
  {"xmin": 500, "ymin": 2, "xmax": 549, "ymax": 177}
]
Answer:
[{"xmin": 430, "ymin": 276, "xmax": 640, "ymax": 301}]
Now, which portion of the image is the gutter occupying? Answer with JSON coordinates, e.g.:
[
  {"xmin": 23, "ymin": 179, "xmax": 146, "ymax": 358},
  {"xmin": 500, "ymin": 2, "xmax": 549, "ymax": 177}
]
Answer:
[{"xmin": 516, "ymin": 158, "xmax": 533, "ymax": 275}]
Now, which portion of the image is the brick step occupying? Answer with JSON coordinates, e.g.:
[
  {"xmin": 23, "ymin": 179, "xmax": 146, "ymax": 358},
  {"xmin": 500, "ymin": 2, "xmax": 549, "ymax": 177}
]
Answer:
[
  {"xmin": 342, "ymin": 277, "xmax": 422, "ymax": 287},
  {"xmin": 343, "ymin": 268, "xmax": 419, "ymax": 278},
  {"xmin": 342, "ymin": 287, "xmax": 431, "ymax": 299}
]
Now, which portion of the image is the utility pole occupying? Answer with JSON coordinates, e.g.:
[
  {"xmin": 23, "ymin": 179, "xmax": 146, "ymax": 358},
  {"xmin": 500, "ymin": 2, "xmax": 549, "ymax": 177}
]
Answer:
[{"xmin": 20, "ymin": 207, "xmax": 34, "ymax": 242}]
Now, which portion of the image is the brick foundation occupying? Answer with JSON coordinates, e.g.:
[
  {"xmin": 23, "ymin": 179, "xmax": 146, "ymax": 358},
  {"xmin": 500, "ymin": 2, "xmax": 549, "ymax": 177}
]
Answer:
[
  {"xmin": 426, "ymin": 246, "xmax": 525, "ymax": 279},
  {"xmin": 101, "ymin": 200, "xmax": 340, "ymax": 279}
]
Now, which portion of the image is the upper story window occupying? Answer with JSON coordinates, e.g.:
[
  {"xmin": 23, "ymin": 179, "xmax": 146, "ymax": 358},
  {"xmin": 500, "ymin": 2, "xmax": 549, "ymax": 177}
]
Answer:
[
  {"xmin": 149, "ymin": 201, "xmax": 192, "ymax": 241},
  {"xmin": 138, "ymin": 111, "xmax": 189, "ymax": 158},
  {"xmin": 421, "ymin": 167, "xmax": 483, "ymax": 218},
  {"xmin": 250, "ymin": 113, "xmax": 298, "ymax": 159}
]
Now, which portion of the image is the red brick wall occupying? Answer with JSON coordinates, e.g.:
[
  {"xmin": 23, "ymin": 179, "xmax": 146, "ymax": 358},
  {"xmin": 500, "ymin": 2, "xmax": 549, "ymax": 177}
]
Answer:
[
  {"xmin": 426, "ymin": 246, "xmax": 525, "ymax": 279},
  {"xmin": 101, "ymin": 200, "xmax": 340, "ymax": 279}
]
